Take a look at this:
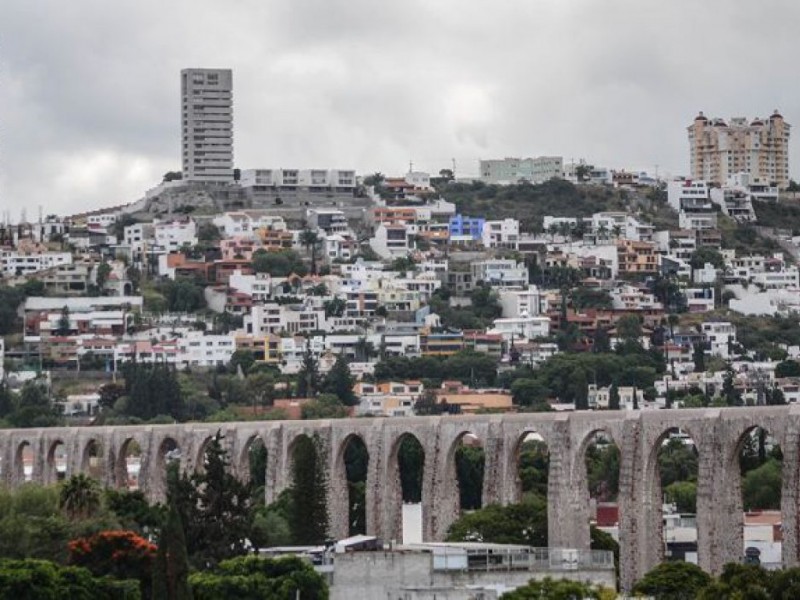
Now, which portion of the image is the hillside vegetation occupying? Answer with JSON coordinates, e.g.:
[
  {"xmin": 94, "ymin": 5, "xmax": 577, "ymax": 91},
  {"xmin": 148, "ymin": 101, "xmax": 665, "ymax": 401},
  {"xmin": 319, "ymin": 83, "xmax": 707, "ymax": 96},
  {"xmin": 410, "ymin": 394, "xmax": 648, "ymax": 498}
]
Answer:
[{"xmin": 437, "ymin": 180, "xmax": 629, "ymax": 231}]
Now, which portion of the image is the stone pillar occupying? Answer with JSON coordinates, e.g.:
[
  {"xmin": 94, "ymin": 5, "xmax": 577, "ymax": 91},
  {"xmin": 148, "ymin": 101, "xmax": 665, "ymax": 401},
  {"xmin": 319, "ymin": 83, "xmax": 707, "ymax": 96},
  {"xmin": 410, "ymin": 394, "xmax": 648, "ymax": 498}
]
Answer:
[
  {"xmin": 137, "ymin": 428, "xmax": 156, "ymax": 503},
  {"xmin": 617, "ymin": 414, "xmax": 645, "ymax": 592},
  {"xmin": 697, "ymin": 415, "xmax": 732, "ymax": 576},
  {"xmin": 781, "ymin": 427, "xmax": 799, "ymax": 569},
  {"xmin": 481, "ymin": 420, "xmax": 505, "ymax": 507},
  {"xmin": 420, "ymin": 441, "xmax": 436, "ymax": 542},
  {"xmin": 546, "ymin": 419, "xmax": 579, "ymax": 549},
  {"xmin": 568, "ymin": 443, "xmax": 592, "ymax": 553},
  {"xmin": 264, "ymin": 427, "xmax": 282, "ymax": 505},
  {"xmin": 327, "ymin": 432, "xmax": 349, "ymax": 540},
  {"xmin": 0, "ymin": 436, "xmax": 11, "ymax": 487},
  {"xmin": 379, "ymin": 433, "xmax": 402, "ymax": 544},
  {"xmin": 428, "ymin": 423, "xmax": 461, "ymax": 541},
  {"xmin": 364, "ymin": 428, "xmax": 383, "ymax": 538}
]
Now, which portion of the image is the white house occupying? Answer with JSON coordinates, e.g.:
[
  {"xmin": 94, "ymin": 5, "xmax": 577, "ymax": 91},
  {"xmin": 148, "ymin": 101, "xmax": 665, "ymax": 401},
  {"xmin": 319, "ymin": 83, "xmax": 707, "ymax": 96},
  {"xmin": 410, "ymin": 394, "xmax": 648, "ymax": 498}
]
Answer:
[{"xmin": 489, "ymin": 316, "xmax": 550, "ymax": 342}]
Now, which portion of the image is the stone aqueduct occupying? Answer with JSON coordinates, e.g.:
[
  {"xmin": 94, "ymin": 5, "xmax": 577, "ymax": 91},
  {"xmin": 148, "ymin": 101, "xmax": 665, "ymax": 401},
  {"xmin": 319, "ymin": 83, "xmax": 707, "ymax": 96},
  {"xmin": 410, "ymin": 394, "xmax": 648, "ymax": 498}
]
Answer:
[{"xmin": 2, "ymin": 406, "xmax": 800, "ymax": 589}]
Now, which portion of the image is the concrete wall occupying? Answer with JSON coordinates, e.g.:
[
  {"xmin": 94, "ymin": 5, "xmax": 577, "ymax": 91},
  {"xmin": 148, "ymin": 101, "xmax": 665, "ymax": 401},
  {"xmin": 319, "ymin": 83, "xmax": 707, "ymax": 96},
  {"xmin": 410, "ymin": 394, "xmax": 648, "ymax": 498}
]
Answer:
[
  {"xmin": 331, "ymin": 551, "xmax": 615, "ymax": 599},
  {"xmin": 2, "ymin": 407, "xmax": 800, "ymax": 590}
]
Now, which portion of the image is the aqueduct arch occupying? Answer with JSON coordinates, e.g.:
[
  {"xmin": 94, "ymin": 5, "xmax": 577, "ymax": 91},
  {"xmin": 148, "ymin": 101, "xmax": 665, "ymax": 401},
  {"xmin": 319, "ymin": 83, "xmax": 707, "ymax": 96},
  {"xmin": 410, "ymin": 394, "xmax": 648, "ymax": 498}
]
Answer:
[{"xmin": 3, "ymin": 407, "xmax": 800, "ymax": 590}]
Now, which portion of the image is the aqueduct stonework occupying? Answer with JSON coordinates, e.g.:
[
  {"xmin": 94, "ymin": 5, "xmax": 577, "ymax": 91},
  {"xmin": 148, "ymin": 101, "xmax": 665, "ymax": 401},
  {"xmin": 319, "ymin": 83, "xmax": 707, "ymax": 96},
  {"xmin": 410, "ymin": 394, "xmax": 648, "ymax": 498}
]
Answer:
[{"xmin": 2, "ymin": 406, "xmax": 800, "ymax": 590}]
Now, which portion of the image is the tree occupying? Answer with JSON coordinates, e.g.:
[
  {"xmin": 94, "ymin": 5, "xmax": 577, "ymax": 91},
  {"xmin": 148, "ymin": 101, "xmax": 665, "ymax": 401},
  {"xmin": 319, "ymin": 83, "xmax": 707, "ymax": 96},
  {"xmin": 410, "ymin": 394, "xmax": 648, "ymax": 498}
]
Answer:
[
  {"xmin": 697, "ymin": 563, "xmax": 772, "ymax": 600},
  {"xmin": 593, "ymin": 327, "xmax": 611, "ymax": 353},
  {"xmin": 300, "ymin": 229, "xmax": 321, "ymax": 275},
  {"xmin": 321, "ymin": 355, "xmax": 356, "ymax": 405},
  {"xmin": 0, "ymin": 559, "xmax": 140, "ymax": 598},
  {"xmin": 511, "ymin": 378, "xmax": 550, "ymax": 406},
  {"xmin": 501, "ymin": 577, "xmax": 614, "ymax": 600},
  {"xmin": 228, "ymin": 349, "xmax": 255, "ymax": 375},
  {"xmin": 190, "ymin": 432, "xmax": 253, "ymax": 567},
  {"xmin": 189, "ymin": 555, "xmax": 328, "ymax": 600},
  {"xmin": 68, "ymin": 530, "xmax": 156, "ymax": 593},
  {"xmin": 455, "ymin": 445, "xmax": 484, "ymax": 510},
  {"xmin": 121, "ymin": 362, "xmax": 186, "ymax": 421},
  {"xmin": 159, "ymin": 279, "xmax": 205, "ymax": 313},
  {"xmin": 296, "ymin": 348, "xmax": 320, "ymax": 398},
  {"xmin": 616, "ymin": 314, "xmax": 643, "ymax": 343},
  {"xmin": 690, "ymin": 246, "xmax": 725, "ymax": 271},
  {"xmin": 722, "ymin": 365, "xmax": 742, "ymax": 406},
  {"xmin": 446, "ymin": 498, "xmax": 548, "ymax": 547},
  {"xmin": 153, "ymin": 461, "xmax": 193, "ymax": 600},
  {"xmin": 693, "ymin": 343, "xmax": 706, "ymax": 373},
  {"xmin": 59, "ymin": 474, "xmax": 101, "ymax": 521},
  {"xmin": 247, "ymin": 371, "xmax": 277, "ymax": 412},
  {"xmin": 742, "ymin": 458, "xmax": 781, "ymax": 510},
  {"xmin": 323, "ymin": 297, "xmax": 346, "ymax": 318},
  {"xmin": 633, "ymin": 561, "xmax": 713, "ymax": 599},
  {"xmin": 664, "ymin": 480, "xmax": 697, "ymax": 513},
  {"xmin": 288, "ymin": 435, "xmax": 329, "ymax": 545},
  {"xmin": 301, "ymin": 394, "xmax": 349, "ymax": 420},
  {"xmin": 197, "ymin": 222, "xmax": 221, "ymax": 242},
  {"xmin": 56, "ymin": 305, "xmax": 71, "ymax": 336},
  {"xmin": 573, "ymin": 369, "xmax": 589, "ymax": 410},
  {"xmin": 775, "ymin": 359, "xmax": 800, "ymax": 378},
  {"xmin": 608, "ymin": 383, "xmax": 620, "ymax": 410},
  {"xmin": 95, "ymin": 262, "xmax": 112, "ymax": 292},
  {"xmin": 252, "ymin": 249, "xmax": 307, "ymax": 277}
]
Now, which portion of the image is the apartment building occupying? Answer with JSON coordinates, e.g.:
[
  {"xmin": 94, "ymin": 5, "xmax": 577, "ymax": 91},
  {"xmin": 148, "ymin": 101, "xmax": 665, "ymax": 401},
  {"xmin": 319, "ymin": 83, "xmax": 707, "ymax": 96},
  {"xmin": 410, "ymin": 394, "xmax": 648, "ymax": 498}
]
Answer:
[
  {"xmin": 181, "ymin": 68, "xmax": 233, "ymax": 181},
  {"xmin": 240, "ymin": 169, "xmax": 356, "ymax": 191},
  {"xmin": 1, "ymin": 251, "xmax": 72, "ymax": 276},
  {"xmin": 471, "ymin": 259, "xmax": 529, "ymax": 289},
  {"xmin": 479, "ymin": 156, "xmax": 563, "ymax": 184},
  {"xmin": 481, "ymin": 218, "xmax": 519, "ymax": 249},
  {"xmin": 617, "ymin": 240, "xmax": 659, "ymax": 276},
  {"xmin": 688, "ymin": 111, "xmax": 790, "ymax": 189}
]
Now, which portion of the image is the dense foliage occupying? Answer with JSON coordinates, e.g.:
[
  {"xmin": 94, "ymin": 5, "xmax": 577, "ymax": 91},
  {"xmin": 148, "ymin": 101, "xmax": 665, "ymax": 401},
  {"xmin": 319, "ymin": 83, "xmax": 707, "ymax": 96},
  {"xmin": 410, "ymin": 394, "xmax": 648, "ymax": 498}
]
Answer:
[
  {"xmin": 501, "ymin": 577, "xmax": 615, "ymax": 600},
  {"xmin": 189, "ymin": 556, "xmax": 328, "ymax": 600},
  {"xmin": 438, "ymin": 179, "xmax": 627, "ymax": 232}
]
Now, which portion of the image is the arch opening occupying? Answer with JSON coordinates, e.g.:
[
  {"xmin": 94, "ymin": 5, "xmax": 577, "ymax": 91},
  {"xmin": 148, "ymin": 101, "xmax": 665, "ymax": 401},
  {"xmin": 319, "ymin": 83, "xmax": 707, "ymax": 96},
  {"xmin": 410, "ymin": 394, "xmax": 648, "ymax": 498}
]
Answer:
[
  {"xmin": 388, "ymin": 433, "xmax": 425, "ymax": 544},
  {"xmin": 454, "ymin": 432, "xmax": 485, "ymax": 512},
  {"xmin": 82, "ymin": 439, "xmax": 104, "ymax": 480},
  {"xmin": 194, "ymin": 436, "xmax": 214, "ymax": 474},
  {"xmin": 341, "ymin": 434, "xmax": 369, "ymax": 536},
  {"xmin": 240, "ymin": 435, "xmax": 267, "ymax": 493},
  {"xmin": 47, "ymin": 440, "xmax": 68, "ymax": 483},
  {"xmin": 288, "ymin": 433, "xmax": 328, "ymax": 545},
  {"xmin": 16, "ymin": 441, "xmax": 33, "ymax": 482},
  {"xmin": 653, "ymin": 427, "xmax": 699, "ymax": 564},
  {"xmin": 516, "ymin": 431, "xmax": 549, "ymax": 502},
  {"xmin": 511, "ymin": 431, "xmax": 550, "ymax": 547},
  {"xmin": 117, "ymin": 438, "xmax": 142, "ymax": 490},
  {"xmin": 582, "ymin": 430, "xmax": 620, "ymax": 564},
  {"xmin": 737, "ymin": 426, "xmax": 782, "ymax": 567}
]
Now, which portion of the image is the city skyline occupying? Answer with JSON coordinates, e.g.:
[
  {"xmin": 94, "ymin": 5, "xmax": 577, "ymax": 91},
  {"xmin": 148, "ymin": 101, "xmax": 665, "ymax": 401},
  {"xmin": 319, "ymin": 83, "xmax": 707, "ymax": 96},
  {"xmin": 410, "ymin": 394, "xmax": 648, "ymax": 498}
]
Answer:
[{"xmin": 3, "ymin": 0, "xmax": 800, "ymax": 216}]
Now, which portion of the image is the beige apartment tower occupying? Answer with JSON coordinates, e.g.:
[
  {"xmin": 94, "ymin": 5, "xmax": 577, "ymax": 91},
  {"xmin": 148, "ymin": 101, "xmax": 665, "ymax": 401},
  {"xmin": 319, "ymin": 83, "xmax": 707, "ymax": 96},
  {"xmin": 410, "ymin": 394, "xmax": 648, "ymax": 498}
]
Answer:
[
  {"xmin": 688, "ymin": 111, "xmax": 790, "ymax": 189},
  {"xmin": 181, "ymin": 68, "xmax": 233, "ymax": 181}
]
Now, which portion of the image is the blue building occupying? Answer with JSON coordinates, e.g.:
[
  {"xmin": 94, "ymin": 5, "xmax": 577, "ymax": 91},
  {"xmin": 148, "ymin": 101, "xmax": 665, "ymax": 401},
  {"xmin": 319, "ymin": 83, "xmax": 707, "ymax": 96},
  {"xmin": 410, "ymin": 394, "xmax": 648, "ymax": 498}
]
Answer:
[{"xmin": 449, "ymin": 214, "xmax": 485, "ymax": 241}]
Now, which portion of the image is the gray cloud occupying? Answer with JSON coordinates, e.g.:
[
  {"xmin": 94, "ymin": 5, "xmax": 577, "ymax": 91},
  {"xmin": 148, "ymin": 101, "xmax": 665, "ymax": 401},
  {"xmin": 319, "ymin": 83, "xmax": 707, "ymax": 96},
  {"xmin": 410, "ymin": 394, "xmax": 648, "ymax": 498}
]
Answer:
[{"xmin": 2, "ymin": 0, "xmax": 800, "ymax": 217}]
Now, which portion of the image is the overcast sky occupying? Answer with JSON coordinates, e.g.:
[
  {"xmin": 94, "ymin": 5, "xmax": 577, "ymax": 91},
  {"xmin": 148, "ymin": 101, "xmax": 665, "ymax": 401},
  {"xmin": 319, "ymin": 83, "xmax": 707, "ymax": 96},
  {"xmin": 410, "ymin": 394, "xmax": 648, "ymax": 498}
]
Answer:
[{"xmin": 2, "ymin": 0, "xmax": 799, "ymax": 219}]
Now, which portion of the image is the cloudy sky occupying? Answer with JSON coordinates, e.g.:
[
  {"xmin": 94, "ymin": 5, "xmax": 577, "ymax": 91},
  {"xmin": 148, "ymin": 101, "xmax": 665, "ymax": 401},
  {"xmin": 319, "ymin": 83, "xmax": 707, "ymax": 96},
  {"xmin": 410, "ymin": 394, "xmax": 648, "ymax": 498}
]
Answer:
[{"xmin": 2, "ymin": 0, "xmax": 799, "ymax": 218}]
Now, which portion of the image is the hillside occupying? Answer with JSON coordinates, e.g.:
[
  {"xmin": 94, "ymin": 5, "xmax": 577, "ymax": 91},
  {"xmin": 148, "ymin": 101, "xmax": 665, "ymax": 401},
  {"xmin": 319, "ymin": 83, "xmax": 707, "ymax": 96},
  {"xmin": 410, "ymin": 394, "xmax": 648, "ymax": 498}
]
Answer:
[{"xmin": 437, "ymin": 180, "xmax": 630, "ymax": 231}]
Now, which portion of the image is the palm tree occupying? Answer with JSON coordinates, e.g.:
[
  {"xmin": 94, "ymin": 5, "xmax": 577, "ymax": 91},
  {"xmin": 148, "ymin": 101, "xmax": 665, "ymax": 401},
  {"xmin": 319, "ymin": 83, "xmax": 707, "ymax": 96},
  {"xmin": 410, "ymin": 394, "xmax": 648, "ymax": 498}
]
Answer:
[
  {"xmin": 354, "ymin": 337, "xmax": 375, "ymax": 362},
  {"xmin": 596, "ymin": 223, "xmax": 609, "ymax": 242},
  {"xmin": 612, "ymin": 224, "xmax": 623, "ymax": 240},
  {"xmin": 300, "ymin": 229, "xmax": 321, "ymax": 275},
  {"xmin": 59, "ymin": 474, "xmax": 101, "ymax": 520}
]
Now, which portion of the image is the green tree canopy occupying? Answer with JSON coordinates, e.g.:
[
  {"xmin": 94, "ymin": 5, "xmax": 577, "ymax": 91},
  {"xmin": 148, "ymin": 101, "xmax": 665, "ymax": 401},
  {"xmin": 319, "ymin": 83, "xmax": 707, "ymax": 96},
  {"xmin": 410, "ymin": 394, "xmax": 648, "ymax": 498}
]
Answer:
[{"xmin": 633, "ymin": 561, "xmax": 713, "ymax": 600}]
